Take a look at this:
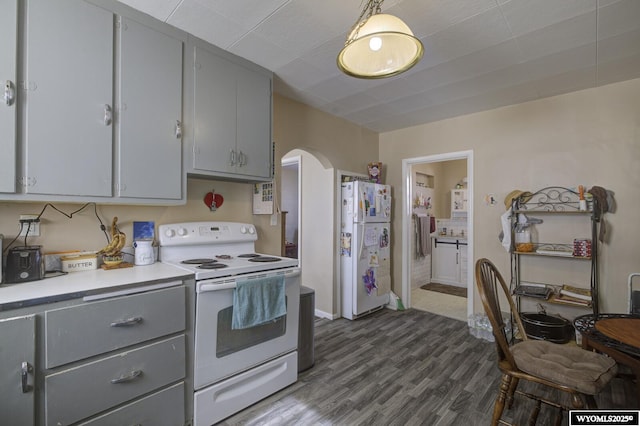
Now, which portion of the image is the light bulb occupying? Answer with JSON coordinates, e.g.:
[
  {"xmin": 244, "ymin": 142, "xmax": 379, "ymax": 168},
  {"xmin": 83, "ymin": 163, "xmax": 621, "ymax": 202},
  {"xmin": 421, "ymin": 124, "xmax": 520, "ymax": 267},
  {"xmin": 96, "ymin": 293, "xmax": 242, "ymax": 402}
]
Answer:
[{"xmin": 369, "ymin": 37, "xmax": 382, "ymax": 51}]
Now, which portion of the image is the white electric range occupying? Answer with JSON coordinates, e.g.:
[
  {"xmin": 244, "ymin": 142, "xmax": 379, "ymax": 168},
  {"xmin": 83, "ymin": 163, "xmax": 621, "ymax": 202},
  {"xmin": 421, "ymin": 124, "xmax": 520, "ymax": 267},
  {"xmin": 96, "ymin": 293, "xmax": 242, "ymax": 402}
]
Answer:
[{"xmin": 159, "ymin": 222, "xmax": 300, "ymax": 426}]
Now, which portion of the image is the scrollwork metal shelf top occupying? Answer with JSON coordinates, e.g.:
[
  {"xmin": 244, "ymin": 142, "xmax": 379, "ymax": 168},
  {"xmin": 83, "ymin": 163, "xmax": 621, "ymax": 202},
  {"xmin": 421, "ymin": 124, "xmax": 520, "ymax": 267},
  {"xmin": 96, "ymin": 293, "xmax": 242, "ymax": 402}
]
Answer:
[{"xmin": 513, "ymin": 186, "xmax": 595, "ymax": 213}]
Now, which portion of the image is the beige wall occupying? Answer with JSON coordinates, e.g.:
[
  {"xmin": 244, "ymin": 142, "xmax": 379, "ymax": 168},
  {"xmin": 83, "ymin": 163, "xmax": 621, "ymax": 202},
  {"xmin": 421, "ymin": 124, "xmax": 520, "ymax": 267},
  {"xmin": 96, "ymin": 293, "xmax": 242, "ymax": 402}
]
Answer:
[
  {"xmin": 380, "ymin": 77, "xmax": 640, "ymax": 315},
  {"xmin": 0, "ymin": 178, "xmax": 255, "ymax": 255},
  {"xmin": 257, "ymin": 94, "xmax": 379, "ymax": 256}
]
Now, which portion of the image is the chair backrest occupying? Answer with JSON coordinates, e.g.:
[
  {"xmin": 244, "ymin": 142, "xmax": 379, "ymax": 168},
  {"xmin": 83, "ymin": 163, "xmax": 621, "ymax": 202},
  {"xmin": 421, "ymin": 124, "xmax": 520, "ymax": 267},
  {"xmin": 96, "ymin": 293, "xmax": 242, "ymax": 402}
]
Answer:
[{"xmin": 475, "ymin": 258, "xmax": 528, "ymax": 369}]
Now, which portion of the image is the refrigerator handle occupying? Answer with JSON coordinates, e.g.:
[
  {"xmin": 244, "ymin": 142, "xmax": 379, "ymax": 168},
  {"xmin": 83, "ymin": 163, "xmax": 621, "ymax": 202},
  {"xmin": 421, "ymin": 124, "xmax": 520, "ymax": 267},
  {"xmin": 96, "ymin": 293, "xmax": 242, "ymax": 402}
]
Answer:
[{"xmin": 358, "ymin": 223, "xmax": 365, "ymax": 259}]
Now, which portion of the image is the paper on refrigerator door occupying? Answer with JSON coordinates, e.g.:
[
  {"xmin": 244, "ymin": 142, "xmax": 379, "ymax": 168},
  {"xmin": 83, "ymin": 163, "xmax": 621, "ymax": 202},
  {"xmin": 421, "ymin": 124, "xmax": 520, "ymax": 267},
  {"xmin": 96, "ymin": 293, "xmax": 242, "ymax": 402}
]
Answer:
[
  {"xmin": 379, "ymin": 227, "xmax": 390, "ymax": 249},
  {"xmin": 341, "ymin": 232, "xmax": 352, "ymax": 257},
  {"xmin": 346, "ymin": 198, "xmax": 353, "ymax": 217},
  {"xmin": 364, "ymin": 227, "xmax": 378, "ymax": 246},
  {"xmin": 362, "ymin": 267, "xmax": 377, "ymax": 295},
  {"xmin": 368, "ymin": 250, "xmax": 379, "ymax": 267}
]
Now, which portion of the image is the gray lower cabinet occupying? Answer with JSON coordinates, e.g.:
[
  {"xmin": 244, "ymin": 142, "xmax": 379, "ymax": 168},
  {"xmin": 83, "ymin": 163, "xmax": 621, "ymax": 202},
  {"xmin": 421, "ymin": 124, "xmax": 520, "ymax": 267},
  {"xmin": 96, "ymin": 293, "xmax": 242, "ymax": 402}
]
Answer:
[
  {"xmin": 42, "ymin": 285, "xmax": 187, "ymax": 425},
  {"xmin": 0, "ymin": 0, "xmax": 17, "ymax": 193},
  {"xmin": 23, "ymin": 0, "xmax": 114, "ymax": 197},
  {"xmin": 116, "ymin": 16, "xmax": 184, "ymax": 200},
  {"xmin": 45, "ymin": 335, "xmax": 185, "ymax": 426},
  {"xmin": 0, "ymin": 315, "xmax": 36, "ymax": 425},
  {"xmin": 1, "ymin": 281, "xmax": 188, "ymax": 425},
  {"xmin": 45, "ymin": 285, "xmax": 185, "ymax": 369},
  {"xmin": 77, "ymin": 382, "xmax": 185, "ymax": 426},
  {"xmin": 189, "ymin": 45, "xmax": 273, "ymax": 181}
]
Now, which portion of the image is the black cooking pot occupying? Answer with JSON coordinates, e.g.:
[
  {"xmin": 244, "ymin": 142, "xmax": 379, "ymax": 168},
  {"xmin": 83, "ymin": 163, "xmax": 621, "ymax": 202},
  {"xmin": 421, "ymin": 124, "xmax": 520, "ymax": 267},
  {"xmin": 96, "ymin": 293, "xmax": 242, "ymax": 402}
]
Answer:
[{"xmin": 521, "ymin": 313, "xmax": 574, "ymax": 344}]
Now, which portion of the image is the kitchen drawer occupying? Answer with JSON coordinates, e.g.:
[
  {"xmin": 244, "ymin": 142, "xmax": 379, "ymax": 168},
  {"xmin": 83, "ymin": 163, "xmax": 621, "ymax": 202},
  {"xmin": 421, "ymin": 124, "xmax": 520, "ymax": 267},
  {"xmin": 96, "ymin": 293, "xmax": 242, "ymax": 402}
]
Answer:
[
  {"xmin": 45, "ymin": 334, "xmax": 185, "ymax": 426},
  {"xmin": 78, "ymin": 382, "xmax": 185, "ymax": 426},
  {"xmin": 45, "ymin": 285, "xmax": 185, "ymax": 368}
]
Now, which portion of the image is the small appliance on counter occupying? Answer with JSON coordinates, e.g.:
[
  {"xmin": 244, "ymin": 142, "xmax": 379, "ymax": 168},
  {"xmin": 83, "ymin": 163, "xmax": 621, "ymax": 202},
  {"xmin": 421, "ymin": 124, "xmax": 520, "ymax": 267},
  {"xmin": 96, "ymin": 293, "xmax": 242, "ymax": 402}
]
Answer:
[
  {"xmin": 133, "ymin": 221, "xmax": 156, "ymax": 266},
  {"xmin": 133, "ymin": 240, "xmax": 155, "ymax": 266},
  {"xmin": 5, "ymin": 246, "xmax": 45, "ymax": 284}
]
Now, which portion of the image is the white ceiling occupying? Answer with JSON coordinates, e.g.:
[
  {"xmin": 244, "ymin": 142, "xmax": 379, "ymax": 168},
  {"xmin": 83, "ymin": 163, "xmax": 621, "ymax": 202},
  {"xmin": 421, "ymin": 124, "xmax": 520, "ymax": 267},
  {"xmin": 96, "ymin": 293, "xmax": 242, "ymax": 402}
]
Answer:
[{"xmin": 118, "ymin": 0, "xmax": 640, "ymax": 133}]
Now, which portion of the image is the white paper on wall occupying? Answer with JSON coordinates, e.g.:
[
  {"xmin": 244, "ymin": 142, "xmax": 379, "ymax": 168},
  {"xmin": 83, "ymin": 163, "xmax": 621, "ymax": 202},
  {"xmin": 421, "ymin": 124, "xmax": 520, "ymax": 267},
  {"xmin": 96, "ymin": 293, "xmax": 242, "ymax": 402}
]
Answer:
[{"xmin": 253, "ymin": 182, "xmax": 274, "ymax": 214}]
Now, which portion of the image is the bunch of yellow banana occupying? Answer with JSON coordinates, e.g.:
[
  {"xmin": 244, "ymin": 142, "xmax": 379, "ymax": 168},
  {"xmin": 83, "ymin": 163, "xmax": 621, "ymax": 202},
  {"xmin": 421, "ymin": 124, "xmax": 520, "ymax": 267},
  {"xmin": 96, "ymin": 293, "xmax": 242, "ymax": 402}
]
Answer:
[{"xmin": 98, "ymin": 216, "xmax": 126, "ymax": 256}]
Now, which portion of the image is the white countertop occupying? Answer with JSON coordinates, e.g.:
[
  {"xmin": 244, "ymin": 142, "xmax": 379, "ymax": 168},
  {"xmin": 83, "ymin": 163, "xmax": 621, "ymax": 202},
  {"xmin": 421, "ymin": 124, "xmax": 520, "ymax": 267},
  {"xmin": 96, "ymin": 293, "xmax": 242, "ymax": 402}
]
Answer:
[{"xmin": 0, "ymin": 263, "xmax": 193, "ymax": 311}]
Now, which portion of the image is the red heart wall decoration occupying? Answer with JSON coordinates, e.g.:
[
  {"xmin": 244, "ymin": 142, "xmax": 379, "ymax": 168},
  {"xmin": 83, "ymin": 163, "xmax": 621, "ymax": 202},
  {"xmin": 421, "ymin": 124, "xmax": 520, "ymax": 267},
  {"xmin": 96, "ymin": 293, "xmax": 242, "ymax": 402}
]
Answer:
[{"xmin": 204, "ymin": 192, "xmax": 224, "ymax": 210}]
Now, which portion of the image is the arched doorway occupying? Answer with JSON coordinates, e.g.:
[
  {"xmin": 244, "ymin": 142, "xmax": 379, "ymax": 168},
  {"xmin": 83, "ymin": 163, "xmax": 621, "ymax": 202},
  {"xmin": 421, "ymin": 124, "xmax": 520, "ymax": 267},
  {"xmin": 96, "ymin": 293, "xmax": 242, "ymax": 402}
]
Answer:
[{"xmin": 282, "ymin": 149, "xmax": 337, "ymax": 319}]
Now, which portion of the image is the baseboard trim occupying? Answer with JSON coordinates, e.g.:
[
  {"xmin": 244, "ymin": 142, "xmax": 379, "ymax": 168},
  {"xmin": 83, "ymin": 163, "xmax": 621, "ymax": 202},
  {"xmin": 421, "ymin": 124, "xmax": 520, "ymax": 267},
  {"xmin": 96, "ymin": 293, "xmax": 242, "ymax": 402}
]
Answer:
[{"xmin": 314, "ymin": 309, "xmax": 337, "ymax": 320}]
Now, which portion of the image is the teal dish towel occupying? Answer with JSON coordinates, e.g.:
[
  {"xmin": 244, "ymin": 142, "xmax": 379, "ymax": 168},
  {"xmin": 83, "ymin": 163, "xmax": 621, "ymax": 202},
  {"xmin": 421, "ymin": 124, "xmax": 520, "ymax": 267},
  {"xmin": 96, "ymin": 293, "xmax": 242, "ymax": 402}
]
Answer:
[{"xmin": 232, "ymin": 275, "xmax": 286, "ymax": 330}]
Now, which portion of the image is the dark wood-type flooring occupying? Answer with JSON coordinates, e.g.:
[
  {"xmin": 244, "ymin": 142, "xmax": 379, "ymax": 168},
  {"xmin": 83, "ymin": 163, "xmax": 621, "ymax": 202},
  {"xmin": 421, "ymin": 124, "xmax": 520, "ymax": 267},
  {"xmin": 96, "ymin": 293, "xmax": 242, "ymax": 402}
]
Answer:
[{"xmin": 219, "ymin": 308, "xmax": 637, "ymax": 425}]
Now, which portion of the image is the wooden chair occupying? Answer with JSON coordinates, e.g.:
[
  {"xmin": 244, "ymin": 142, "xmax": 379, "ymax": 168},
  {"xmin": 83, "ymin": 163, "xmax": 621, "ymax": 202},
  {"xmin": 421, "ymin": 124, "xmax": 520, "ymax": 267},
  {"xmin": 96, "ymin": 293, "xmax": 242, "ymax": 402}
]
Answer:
[{"xmin": 475, "ymin": 258, "xmax": 618, "ymax": 425}]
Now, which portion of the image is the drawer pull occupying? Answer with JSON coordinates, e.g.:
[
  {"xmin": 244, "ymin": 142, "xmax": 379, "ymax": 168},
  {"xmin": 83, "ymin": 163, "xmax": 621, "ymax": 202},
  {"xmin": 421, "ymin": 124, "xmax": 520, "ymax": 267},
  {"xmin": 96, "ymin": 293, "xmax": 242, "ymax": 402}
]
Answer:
[
  {"xmin": 110, "ymin": 316, "xmax": 143, "ymax": 327},
  {"xmin": 110, "ymin": 369, "xmax": 143, "ymax": 384},
  {"xmin": 21, "ymin": 361, "xmax": 33, "ymax": 393}
]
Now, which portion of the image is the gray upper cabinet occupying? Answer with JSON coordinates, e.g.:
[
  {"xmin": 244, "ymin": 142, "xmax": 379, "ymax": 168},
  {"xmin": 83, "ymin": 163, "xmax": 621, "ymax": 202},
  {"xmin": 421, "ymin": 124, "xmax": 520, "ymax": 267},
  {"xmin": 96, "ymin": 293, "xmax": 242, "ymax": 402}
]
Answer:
[
  {"xmin": 116, "ymin": 17, "xmax": 183, "ymax": 200},
  {"xmin": 192, "ymin": 47, "xmax": 237, "ymax": 176},
  {"xmin": 0, "ymin": 315, "xmax": 36, "ymax": 425},
  {"xmin": 0, "ymin": 0, "xmax": 17, "ymax": 193},
  {"xmin": 23, "ymin": 0, "xmax": 113, "ymax": 197},
  {"xmin": 236, "ymin": 65, "xmax": 273, "ymax": 179},
  {"xmin": 190, "ymin": 46, "xmax": 273, "ymax": 181}
]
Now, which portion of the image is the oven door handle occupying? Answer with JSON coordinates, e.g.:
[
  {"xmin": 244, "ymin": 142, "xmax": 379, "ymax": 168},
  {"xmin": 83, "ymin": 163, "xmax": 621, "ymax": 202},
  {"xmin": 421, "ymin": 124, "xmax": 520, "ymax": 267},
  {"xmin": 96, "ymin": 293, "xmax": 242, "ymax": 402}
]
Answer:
[
  {"xmin": 199, "ymin": 282, "xmax": 238, "ymax": 292},
  {"xmin": 197, "ymin": 268, "xmax": 301, "ymax": 293}
]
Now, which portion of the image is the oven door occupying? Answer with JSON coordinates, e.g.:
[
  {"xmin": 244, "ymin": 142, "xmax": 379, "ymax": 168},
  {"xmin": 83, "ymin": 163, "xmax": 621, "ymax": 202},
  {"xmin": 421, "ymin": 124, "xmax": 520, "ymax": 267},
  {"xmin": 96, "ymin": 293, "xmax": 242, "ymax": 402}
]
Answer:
[{"xmin": 193, "ymin": 267, "xmax": 300, "ymax": 390}]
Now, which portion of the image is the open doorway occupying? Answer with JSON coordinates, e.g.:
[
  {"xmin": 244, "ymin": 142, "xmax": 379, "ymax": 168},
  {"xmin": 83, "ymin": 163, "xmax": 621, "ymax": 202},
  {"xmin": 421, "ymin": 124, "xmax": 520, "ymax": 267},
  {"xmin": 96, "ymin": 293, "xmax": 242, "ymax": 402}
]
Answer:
[
  {"xmin": 281, "ymin": 156, "xmax": 300, "ymax": 259},
  {"xmin": 401, "ymin": 151, "xmax": 474, "ymax": 324}
]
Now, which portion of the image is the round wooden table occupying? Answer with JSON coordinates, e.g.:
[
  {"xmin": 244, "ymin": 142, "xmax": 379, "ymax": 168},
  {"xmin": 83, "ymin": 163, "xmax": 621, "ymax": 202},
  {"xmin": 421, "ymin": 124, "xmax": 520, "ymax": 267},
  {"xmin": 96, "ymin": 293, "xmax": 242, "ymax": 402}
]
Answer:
[{"xmin": 574, "ymin": 314, "xmax": 640, "ymax": 405}]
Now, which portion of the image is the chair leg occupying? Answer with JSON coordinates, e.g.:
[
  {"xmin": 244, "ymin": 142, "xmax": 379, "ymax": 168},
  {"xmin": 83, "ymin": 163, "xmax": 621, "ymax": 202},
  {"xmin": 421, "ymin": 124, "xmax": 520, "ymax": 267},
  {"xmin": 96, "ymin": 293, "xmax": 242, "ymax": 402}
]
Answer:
[
  {"xmin": 570, "ymin": 393, "xmax": 586, "ymax": 409},
  {"xmin": 584, "ymin": 394, "xmax": 597, "ymax": 409},
  {"xmin": 553, "ymin": 408, "xmax": 564, "ymax": 426},
  {"xmin": 492, "ymin": 374, "xmax": 512, "ymax": 426},
  {"xmin": 527, "ymin": 399, "xmax": 541, "ymax": 426},
  {"xmin": 507, "ymin": 377, "xmax": 519, "ymax": 409}
]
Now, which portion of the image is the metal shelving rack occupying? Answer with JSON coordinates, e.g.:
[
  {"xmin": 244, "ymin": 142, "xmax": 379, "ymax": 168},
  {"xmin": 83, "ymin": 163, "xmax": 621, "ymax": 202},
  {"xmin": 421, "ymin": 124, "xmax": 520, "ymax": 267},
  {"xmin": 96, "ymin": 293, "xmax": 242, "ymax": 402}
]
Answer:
[{"xmin": 510, "ymin": 186, "xmax": 600, "ymax": 315}]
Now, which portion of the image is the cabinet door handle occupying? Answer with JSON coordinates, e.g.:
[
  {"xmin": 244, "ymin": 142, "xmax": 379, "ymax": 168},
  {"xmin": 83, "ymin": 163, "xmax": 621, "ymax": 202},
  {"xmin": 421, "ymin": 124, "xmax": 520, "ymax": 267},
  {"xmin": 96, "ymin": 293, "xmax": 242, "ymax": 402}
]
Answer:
[
  {"xmin": 21, "ymin": 361, "xmax": 33, "ymax": 393},
  {"xmin": 229, "ymin": 149, "xmax": 236, "ymax": 166},
  {"xmin": 4, "ymin": 80, "xmax": 15, "ymax": 106},
  {"xmin": 103, "ymin": 104, "xmax": 112, "ymax": 126},
  {"xmin": 239, "ymin": 151, "xmax": 247, "ymax": 166},
  {"xmin": 110, "ymin": 316, "xmax": 143, "ymax": 327},
  {"xmin": 175, "ymin": 120, "xmax": 182, "ymax": 139},
  {"xmin": 110, "ymin": 369, "xmax": 142, "ymax": 384},
  {"xmin": 456, "ymin": 252, "xmax": 459, "ymax": 265}
]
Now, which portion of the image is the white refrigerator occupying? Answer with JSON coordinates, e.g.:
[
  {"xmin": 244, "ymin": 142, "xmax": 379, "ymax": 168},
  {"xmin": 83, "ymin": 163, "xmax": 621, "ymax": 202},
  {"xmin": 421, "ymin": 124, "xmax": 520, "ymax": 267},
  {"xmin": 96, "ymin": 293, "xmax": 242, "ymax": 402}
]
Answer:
[{"xmin": 341, "ymin": 181, "xmax": 392, "ymax": 320}]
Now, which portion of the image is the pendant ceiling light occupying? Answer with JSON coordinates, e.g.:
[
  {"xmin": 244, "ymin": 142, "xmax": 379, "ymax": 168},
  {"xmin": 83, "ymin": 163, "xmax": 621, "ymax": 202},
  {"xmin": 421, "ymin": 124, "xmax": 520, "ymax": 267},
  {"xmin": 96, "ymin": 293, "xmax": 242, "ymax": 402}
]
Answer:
[{"xmin": 337, "ymin": 0, "xmax": 423, "ymax": 79}]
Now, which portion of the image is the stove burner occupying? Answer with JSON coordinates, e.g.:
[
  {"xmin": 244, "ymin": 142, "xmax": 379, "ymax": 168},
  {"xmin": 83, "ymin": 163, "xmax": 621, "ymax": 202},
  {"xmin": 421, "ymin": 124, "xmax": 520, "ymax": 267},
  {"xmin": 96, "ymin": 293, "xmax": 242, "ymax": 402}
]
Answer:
[
  {"xmin": 215, "ymin": 255, "xmax": 233, "ymax": 260},
  {"xmin": 248, "ymin": 256, "xmax": 282, "ymax": 263},
  {"xmin": 197, "ymin": 263, "xmax": 228, "ymax": 269},
  {"xmin": 238, "ymin": 253, "xmax": 260, "ymax": 258},
  {"xmin": 182, "ymin": 258, "xmax": 216, "ymax": 265}
]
